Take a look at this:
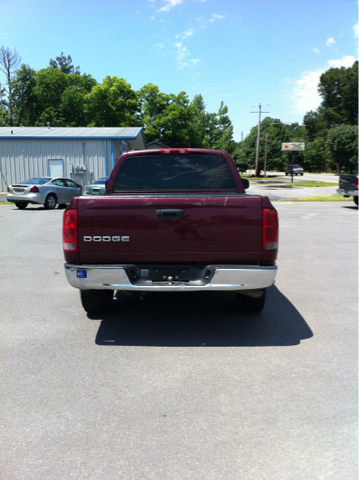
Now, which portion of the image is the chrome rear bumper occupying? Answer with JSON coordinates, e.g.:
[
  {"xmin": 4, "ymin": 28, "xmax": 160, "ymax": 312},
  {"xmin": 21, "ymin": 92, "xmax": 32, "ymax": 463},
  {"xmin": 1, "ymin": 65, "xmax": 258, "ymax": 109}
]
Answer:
[
  {"xmin": 337, "ymin": 189, "xmax": 358, "ymax": 196},
  {"xmin": 64, "ymin": 264, "xmax": 277, "ymax": 292}
]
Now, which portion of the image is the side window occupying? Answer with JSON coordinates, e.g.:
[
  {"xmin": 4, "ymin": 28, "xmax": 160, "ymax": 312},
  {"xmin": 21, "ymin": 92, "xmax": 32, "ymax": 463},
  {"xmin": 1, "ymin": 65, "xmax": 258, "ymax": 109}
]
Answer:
[
  {"xmin": 65, "ymin": 180, "xmax": 78, "ymax": 188},
  {"xmin": 53, "ymin": 179, "xmax": 67, "ymax": 187}
]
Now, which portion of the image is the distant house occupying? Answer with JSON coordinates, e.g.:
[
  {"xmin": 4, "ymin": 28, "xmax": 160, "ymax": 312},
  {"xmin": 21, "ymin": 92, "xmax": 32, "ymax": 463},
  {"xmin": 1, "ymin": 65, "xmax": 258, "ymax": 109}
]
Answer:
[
  {"xmin": 0, "ymin": 126, "xmax": 146, "ymax": 190},
  {"xmin": 146, "ymin": 139, "xmax": 169, "ymax": 150}
]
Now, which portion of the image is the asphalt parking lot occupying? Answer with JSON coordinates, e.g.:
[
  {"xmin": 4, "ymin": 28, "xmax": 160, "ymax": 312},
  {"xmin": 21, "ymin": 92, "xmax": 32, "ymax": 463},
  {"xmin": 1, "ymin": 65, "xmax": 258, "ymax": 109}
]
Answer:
[{"xmin": 1, "ymin": 201, "xmax": 357, "ymax": 479}]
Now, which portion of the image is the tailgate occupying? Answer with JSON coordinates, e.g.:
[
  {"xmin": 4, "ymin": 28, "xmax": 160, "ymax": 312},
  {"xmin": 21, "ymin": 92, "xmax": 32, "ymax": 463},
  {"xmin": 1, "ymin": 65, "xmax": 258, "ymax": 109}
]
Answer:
[
  {"xmin": 77, "ymin": 195, "xmax": 263, "ymax": 264},
  {"xmin": 339, "ymin": 175, "xmax": 356, "ymax": 190}
]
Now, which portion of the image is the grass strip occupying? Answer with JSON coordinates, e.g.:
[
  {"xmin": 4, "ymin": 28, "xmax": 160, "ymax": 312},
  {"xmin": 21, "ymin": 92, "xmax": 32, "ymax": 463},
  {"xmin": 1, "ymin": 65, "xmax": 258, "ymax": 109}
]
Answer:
[
  {"xmin": 284, "ymin": 195, "xmax": 352, "ymax": 202},
  {"xmin": 284, "ymin": 181, "xmax": 337, "ymax": 187},
  {"xmin": 0, "ymin": 201, "xmax": 12, "ymax": 205}
]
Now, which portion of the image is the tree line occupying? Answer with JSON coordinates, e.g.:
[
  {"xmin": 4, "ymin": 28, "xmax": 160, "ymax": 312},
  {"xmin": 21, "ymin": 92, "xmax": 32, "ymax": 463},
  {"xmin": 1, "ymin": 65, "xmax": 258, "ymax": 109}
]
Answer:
[
  {"xmin": 234, "ymin": 61, "xmax": 358, "ymax": 174},
  {"xmin": 0, "ymin": 48, "xmax": 357, "ymax": 173},
  {"xmin": 0, "ymin": 50, "xmax": 235, "ymax": 153}
]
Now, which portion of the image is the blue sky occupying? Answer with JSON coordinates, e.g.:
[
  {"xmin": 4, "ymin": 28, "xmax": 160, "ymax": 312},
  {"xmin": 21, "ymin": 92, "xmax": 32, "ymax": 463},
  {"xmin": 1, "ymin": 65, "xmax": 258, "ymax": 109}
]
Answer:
[{"xmin": 1, "ymin": 0, "xmax": 358, "ymax": 141}]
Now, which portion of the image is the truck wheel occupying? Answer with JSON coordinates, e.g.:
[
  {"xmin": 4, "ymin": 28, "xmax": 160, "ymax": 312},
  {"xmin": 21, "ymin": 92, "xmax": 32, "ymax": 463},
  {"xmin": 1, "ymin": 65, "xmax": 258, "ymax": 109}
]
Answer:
[
  {"xmin": 44, "ymin": 194, "xmax": 57, "ymax": 209},
  {"xmin": 80, "ymin": 289, "xmax": 114, "ymax": 314},
  {"xmin": 236, "ymin": 289, "xmax": 266, "ymax": 313},
  {"xmin": 354, "ymin": 196, "xmax": 358, "ymax": 206},
  {"xmin": 15, "ymin": 202, "xmax": 28, "ymax": 209}
]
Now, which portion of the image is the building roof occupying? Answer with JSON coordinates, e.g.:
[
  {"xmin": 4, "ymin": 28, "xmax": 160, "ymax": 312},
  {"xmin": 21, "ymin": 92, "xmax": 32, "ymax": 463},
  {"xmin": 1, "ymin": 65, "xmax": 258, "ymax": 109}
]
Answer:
[
  {"xmin": 146, "ymin": 139, "xmax": 169, "ymax": 149},
  {"xmin": 0, "ymin": 126, "xmax": 144, "ymax": 140}
]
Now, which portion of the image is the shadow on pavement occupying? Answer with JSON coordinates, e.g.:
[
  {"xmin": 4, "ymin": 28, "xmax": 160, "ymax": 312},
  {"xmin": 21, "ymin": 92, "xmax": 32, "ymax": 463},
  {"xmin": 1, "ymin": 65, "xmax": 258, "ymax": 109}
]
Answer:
[
  {"xmin": 342, "ymin": 205, "xmax": 358, "ymax": 210},
  {"xmin": 92, "ymin": 285, "xmax": 313, "ymax": 347}
]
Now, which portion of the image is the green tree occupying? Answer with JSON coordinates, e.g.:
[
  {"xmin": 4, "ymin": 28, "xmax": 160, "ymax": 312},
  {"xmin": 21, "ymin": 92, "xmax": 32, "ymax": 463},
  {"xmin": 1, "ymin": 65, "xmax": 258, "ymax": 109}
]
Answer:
[
  {"xmin": 60, "ymin": 73, "xmax": 97, "ymax": 126},
  {"xmin": 33, "ymin": 67, "xmax": 68, "ymax": 125},
  {"xmin": 326, "ymin": 125, "xmax": 358, "ymax": 173},
  {"xmin": 303, "ymin": 137, "xmax": 328, "ymax": 172},
  {"xmin": 211, "ymin": 101, "xmax": 235, "ymax": 153},
  {"xmin": 138, "ymin": 84, "xmax": 200, "ymax": 147},
  {"xmin": 85, "ymin": 76, "xmax": 140, "ymax": 127},
  {"xmin": 10, "ymin": 64, "xmax": 37, "ymax": 126},
  {"xmin": 318, "ymin": 61, "xmax": 358, "ymax": 127},
  {"xmin": 49, "ymin": 52, "xmax": 80, "ymax": 75}
]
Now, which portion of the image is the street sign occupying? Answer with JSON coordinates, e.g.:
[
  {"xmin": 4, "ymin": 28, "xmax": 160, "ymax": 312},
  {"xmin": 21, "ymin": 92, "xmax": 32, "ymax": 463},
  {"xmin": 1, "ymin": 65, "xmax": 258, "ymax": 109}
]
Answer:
[{"xmin": 281, "ymin": 142, "xmax": 305, "ymax": 151}]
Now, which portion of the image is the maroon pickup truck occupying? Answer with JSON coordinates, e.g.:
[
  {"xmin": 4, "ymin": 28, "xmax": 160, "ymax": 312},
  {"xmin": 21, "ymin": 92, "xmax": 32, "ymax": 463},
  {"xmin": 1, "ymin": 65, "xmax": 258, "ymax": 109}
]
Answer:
[{"xmin": 63, "ymin": 148, "xmax": 278, "ymax": 314}]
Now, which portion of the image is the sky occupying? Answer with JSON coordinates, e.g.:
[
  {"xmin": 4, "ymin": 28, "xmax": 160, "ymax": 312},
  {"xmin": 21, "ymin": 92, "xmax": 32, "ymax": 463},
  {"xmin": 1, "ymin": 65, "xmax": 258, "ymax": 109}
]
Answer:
[{"xmin": 1, "ymin": 0, "xmax": 358, "ymax": 141}]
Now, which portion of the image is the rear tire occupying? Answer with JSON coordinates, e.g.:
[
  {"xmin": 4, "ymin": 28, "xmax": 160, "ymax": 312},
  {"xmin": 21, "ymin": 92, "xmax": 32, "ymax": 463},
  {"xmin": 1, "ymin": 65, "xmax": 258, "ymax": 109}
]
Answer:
[
  {"xmin": 80, "ymin": 289, "xmax": 114, "ymax": 314},
  {"xmin": 44, "ymin": 194, "xmax": 57, "ymax": 209},
  {"xmin": 15, "ymin": 202, "xmax": 28, "ymax": 209},
  {"xmin": 354, "ymin": 196, "xmax": 358, "ymax": 206},
  {"xmin": 236, "ymin": 290, "xmax": 266, "ymax": 313},
  {"xmin": 58, "ymin": 203, "xmax": 67, "ymax": 209}
]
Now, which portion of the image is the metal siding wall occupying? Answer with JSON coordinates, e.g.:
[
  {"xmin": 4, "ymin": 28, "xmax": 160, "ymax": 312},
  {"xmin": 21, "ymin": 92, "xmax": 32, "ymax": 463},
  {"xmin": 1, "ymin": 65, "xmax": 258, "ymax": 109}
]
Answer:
[{"xmin": 0, "ymin": 139, "xmax": 107, "ymax": 190}]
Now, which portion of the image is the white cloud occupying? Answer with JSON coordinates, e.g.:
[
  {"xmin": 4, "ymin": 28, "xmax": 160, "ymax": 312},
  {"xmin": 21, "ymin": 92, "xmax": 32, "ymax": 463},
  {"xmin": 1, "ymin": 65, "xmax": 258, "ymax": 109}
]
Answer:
[
  {"xmin": 155, "ymin": 43, "xmax": 164, "ymax": 48},
  {"xmin": 183, "ymin": 29, "xmax": 194, "ymax": 39},
  {"xmin": 159, "ymin": 0, "xmax": 183, "ymax": 12},
  {"xmin": 150, "ymin": 16, "xmax": 155, "ymax": 20},
  {"xmin": 353, "ymin": 22, "xmax": 359, "ymax": 38},
  {"xmin": 212, "ymin": 14, "xmax": 226, "ymax": 19},
  {"xmin": 326, "ymin": 37, "xmax": 335, "ymax": 47},
  {"xmin": 327, "ymin": 55, "xmax": 356, "ymax": 68},
  {"xmin": 311, "ymin": 47, "xmax": 320, "ymax": 54},
  {"xmin": 175, "ymin": 28, "xmax": 194, "ymax": 40},
  {"xmin": 175, "ymin": 42, "xmax": 199, "ymax": 68},
  {"xmin": 291, "ymin": 56, "xmax": 356, "ymax": 115}
]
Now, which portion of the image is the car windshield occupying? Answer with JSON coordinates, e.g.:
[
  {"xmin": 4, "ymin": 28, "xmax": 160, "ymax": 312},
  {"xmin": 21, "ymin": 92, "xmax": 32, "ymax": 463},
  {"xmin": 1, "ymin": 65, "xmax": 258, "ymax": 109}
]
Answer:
[{"xmin": 21, "ymin": 178, "xmax": 51, "ymax": 185}]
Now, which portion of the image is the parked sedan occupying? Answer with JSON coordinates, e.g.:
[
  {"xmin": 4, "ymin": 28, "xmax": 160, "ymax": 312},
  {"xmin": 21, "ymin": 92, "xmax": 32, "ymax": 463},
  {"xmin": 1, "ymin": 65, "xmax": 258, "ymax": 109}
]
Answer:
[
  {"xmin": 7, "ymin": 177, "xmax": 83, "ymax": 209},
  {"xmin": 285, "ymin": 164, "xmax": 304, "ymax": 176},
  {"xmin": 82, "ymin": 177, "xmax": 109, "ymax": 196}
]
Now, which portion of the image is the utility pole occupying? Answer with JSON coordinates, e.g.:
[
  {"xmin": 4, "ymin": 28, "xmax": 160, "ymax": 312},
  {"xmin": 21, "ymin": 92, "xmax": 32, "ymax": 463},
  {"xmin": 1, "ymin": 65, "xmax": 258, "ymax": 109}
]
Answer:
[
  {"xmin": 241, "ymin": 132, "xmax": 243, "ymax": 143},
  {"xmin": 250, "ymin": 104, "xmax": 269, "ymax": 177},
  {"xmin": 264, "ymin": 133, "xmax": 269, "ymax": 178}
]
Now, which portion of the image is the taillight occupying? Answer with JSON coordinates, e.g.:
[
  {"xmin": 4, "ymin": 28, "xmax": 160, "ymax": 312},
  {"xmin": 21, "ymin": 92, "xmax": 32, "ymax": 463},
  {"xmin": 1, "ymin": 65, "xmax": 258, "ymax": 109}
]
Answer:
[
  {"xmin": 7, "ymin": 186, "xmax": 9, "ymax": 192},
  {"xmin": 160, "ymin": 148, "xmax": 189, "ymax": 154},
  {"xmin": 63, "ymin": 209, "xmax": 78, "ymax": 252},
  {"xmin": 355, "ymin": 177, "xmax": 358, "ymax": 188},
  {"xmin": 263, "ymin": 209, "xmax": 278, "ymax": 251},
  {"xmin": 30, "ymin": 186, "xmax": 39, "ymax": 193},
  {"xmin": 82, "ymin": 187, "xmax": 86, "ymax": 193}
]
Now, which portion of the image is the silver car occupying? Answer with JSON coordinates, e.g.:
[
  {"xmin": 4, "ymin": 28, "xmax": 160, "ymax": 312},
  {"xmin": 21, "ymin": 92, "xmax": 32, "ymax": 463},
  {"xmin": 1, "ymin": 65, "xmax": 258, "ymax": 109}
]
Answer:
[{"xmin": 6, "ymin": 177, "xmax": 83, "ymax": 209}]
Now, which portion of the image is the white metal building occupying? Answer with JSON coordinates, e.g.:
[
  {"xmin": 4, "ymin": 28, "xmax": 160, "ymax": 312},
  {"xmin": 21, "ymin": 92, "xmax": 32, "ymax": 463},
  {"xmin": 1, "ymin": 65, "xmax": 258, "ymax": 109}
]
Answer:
[{"xmin": 0, "ymin": 127, "xmax": 146, "ymax": 191}]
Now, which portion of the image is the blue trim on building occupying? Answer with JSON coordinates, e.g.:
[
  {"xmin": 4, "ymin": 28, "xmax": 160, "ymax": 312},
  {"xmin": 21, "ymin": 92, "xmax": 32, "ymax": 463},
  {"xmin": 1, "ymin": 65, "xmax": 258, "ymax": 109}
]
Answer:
[
  {"xmin": 0, "ymin": 135, "xmax": 143, "ymax": 140},
  {"xmin": 111, "ymin": 140, "xmax": 115, "ymax": 169},
  {"xmin": 141, "ymin": 130, "xmax": 147, "ymax": 149},
  {"xmin": 104, "ymin": 139, "xmax": 108, "ymax": 177}
]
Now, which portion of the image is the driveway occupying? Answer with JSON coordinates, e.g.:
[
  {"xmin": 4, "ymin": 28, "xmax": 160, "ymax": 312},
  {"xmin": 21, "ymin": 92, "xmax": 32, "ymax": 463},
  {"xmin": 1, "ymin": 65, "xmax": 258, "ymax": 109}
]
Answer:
[
  {"xmin": 246, "ymin": 172, "xmax": 340, "ymax": 201},
  {"xmin": 1, "ymin": 201, "xmax": 357, "ymax": 479}
]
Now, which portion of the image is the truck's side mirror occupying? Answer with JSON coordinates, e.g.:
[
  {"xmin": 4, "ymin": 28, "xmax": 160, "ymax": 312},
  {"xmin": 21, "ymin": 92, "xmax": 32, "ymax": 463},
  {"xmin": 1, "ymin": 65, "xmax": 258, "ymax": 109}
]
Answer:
[{"xmin": 242, "ymin": 179, "xmax": 249, "ymax": 190}]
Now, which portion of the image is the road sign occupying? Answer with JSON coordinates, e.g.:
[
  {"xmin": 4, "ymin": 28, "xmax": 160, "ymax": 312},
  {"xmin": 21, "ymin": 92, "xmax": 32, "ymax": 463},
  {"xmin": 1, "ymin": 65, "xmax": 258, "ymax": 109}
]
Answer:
[{"xmin": 281, "ymin": 142, "xmax": 305, "ymax": 151}]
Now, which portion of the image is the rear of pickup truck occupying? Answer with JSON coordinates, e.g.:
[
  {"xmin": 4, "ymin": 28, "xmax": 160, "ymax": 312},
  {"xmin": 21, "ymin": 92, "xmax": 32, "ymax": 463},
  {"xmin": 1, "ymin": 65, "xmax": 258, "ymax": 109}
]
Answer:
[
  {"xmin": 337, "ymin": 174, "xmax": 358, "ymax": 206},
  {"xmin": 63, "ymin": 149, "xmax": 278, "ymax": 313}
]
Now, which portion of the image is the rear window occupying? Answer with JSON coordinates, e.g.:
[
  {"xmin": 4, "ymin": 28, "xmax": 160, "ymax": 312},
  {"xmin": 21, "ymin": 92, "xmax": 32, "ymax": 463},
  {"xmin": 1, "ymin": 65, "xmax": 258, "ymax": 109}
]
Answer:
[
  {"xmin": 113, "ymin": 155, "xmax": 236, "ymax": 191},
  {"xmin": 93, "ymin": 178, "xmax": 108, "ymax": 185},
  {"xmin": 22, "ymin": 178, "xmax": 51, "ymax": 185}
]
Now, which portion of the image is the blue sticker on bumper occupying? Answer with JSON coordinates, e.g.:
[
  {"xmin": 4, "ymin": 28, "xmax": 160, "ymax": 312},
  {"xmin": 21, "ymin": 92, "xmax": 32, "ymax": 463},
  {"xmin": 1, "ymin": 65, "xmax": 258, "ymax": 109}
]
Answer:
[{"xmin": 76, "ymin": 270, "xmax": 87, "ymax": 278}]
